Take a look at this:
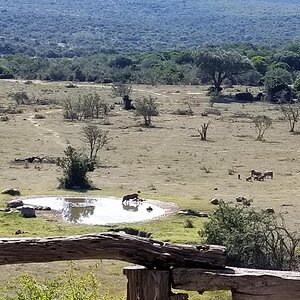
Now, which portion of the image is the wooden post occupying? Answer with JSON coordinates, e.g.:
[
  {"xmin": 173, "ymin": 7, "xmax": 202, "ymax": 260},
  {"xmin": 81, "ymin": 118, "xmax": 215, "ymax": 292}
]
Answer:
[{"xmin": 124, "ymin": 266, "xmax": 188, "ymax": 300}]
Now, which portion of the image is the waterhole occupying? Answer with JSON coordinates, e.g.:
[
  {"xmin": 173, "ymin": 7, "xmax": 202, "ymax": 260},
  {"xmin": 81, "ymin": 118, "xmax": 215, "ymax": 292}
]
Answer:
[{"xmin": 23, "ymin": 196, "xmax": 168, "ymax": 225}]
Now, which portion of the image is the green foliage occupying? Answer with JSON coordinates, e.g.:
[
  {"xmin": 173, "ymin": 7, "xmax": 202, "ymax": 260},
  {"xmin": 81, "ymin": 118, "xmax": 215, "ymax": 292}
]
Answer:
[
  {"xmin": 1, "ymin": 262, "xmax": 108, "ymax": 300},
  {"xmin": 1, "ymin": 1, "xmax": 300, "ymax": 56},
  {"xmin": 56, "ymin": 146, "xmax": 95, "ymax": 189},
  {"xmin": 183, "ymin": 219, "xmax": 194, "ymax": 228},
  {"xmin": 294, "ymin": 77, "xmax": 300, "ymax": 91},
  {"xmin": 264, "ymin": 68, "xmax": 292, "ymax": 102},
  {"xmin": 251, "ymin": 56, "xmax": 268, "ymax": 75},
  {"xmin": 200, "ymin": 202, "xmax": 299, "ymax": 270},
  {"xmin": 194, "ymin": 48, "xmax": 252, "ymax": 91},
  {"xmin": 135, "ymin": 95, "xmax": 159, "ymax": 127}
]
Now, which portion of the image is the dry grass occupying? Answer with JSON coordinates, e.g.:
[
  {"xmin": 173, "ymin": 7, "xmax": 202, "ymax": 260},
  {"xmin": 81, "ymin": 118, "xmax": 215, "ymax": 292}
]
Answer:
[{"xmin": 0, "ymin": 79, "xmax": 299, "ymax": 299}]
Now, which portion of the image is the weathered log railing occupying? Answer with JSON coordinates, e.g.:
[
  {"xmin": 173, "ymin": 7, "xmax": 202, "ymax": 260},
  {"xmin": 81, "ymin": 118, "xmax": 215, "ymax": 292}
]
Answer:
[{"xmin": 0, "ymin": 232, "xmax": 300, "ymax": 300}]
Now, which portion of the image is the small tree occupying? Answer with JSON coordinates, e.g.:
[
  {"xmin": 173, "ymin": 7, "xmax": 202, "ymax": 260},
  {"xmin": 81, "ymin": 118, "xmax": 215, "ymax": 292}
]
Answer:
[
  {"xmin": 281, "ymin": 103, "xmax": 300, "ymax": 132},
  {"xmin": 57, "ymin": 146, "xmax": 95, "ymax": 189},
  {"xmin": 198, "ymin": 120, "xmax": 212, "ymax": 141},
  {"xmin": 200, "ymin": 202, "xmax": 299, "ymax": 270},
  {"xmin": 135, "ymin": 96, "xmax": 159, "ymax": 127},
  {"xmin": 82, "ymin": 123, "xmax": 109, "ymax": 161},
  {"xmin": 254, "ymin": 115, "xmax": 272, "ymax": 141}
]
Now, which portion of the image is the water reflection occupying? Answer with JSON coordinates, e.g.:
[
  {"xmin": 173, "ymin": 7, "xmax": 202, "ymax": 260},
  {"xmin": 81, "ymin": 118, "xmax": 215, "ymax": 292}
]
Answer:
[
  {"xmin": 122, "ymin": 201, "xmax": 140, "ymax": 212},
  {"xmin": 62, "ymin": 198, "xmax": 96, "ymax": 223},
  {"xmin": 22, "ymin": 196, "xmax": 165, "ymax": 225}
]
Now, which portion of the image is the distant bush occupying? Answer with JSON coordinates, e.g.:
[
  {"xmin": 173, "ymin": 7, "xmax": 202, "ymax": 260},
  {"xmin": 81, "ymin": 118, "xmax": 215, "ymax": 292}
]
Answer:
[
  {"xmin": 200, "ymin": 201, "xmax": 299, "ymax": 270},
  {"xmin": 135, "ymin": 95, "xmax": 159, "ymax": 127},
  {"xmin": 56, "ymin": 146, "xmax": 95, "ymax": 189}
]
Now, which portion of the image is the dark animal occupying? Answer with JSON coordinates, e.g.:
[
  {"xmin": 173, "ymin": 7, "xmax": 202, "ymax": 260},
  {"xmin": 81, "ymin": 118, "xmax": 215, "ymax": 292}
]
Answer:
[
  {"xmin": 246, "ymin": 176, "xmax": 252, "ymax": 182},
  {"xmin": 122, "ymin": 193, "xmax": 140, "ymax": 203},
  {"xmin": 264, "ymin": 171, "xmax": 274, "ymax": 179},
  {"xmin": 235, "ymin": 92, "xmax": 254, "ymax": 102},
  {"xmin": 254, "ymin": 174, "xmax": 265, "ymax": 181},
  {"xmin": 251, "ymin": 169, "xmax": 262, "ymax": 177}
]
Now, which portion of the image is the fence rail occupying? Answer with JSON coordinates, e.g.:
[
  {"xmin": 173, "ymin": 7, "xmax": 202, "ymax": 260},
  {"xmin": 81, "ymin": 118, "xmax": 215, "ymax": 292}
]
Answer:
[{"xmin": 1, "ymin": 233, "xmax": 299, "ymax": 300}]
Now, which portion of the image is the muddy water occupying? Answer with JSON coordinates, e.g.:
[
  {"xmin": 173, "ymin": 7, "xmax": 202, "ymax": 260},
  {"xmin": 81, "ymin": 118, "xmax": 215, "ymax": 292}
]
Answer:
[{"xmin": 23, "ymin": 196, "xmax": 165, "ymax": 225}]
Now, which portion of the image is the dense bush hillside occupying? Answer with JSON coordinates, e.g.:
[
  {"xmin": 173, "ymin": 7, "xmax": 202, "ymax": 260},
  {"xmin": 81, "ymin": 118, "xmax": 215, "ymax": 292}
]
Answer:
[{"xmin": 0, "ymin": 0, "xmax": 299, "ymax": 56}]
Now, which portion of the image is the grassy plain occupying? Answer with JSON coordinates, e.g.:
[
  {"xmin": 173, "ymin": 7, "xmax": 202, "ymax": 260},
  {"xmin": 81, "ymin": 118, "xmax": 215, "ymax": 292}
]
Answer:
[{"xmin": 0, "ymin": 79, "xmax": 299, "ymax": 299}]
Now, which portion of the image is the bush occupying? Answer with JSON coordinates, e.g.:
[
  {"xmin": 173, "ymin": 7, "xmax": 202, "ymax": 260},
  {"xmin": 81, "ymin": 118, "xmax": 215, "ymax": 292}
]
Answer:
[
  {"xmin": 200, "ymin": 202, "xmax": 299, "ymax": 270},
  {"xmin": 56, "ymin": 146, "xmax": 95, "ymax": 189},
  {"xmin": 294, "ymin": 77, "xmax": 300, "ymax": 91},
  {"xmin": 1, "ymin": 262, "xmax": 107, "ymax": 300},
  {"xmin": 135, "ymin": 95, "xmax": 159, "ymax": 127}
]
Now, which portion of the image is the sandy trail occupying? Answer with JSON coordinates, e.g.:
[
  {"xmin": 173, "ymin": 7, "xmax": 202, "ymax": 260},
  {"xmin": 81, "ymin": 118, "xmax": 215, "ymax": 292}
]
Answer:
[{"xmin": 27, "ymin": 109, "xmax": 66, "ymax": 148}]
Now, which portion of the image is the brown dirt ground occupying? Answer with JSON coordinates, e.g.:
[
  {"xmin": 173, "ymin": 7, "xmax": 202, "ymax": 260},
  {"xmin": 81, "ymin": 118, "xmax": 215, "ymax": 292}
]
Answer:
[
  {"xmin": 0, "ymin": 80, "xmax": 299, "ymax": 299},
  {"xmin": 0, "ymin": 80, "xmax": 299, "ymax": 228}
]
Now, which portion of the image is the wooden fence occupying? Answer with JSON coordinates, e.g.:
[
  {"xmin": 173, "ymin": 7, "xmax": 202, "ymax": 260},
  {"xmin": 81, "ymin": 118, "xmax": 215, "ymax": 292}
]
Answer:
[{"xmin": 1, "ymin": 232, "xmax": 300, "ymax": 300}]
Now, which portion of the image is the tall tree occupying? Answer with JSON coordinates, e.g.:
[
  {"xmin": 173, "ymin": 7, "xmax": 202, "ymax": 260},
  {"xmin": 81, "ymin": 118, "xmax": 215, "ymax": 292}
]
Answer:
[{"xmin": 194, "ymin": 48, "xmax": 252, "ymax": 92}]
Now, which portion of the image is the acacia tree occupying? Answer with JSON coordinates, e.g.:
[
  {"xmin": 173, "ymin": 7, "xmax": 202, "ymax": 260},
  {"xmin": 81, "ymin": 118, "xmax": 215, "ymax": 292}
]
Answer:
[
  {"xmin": 281, "ymin": 103, "xmax": 300, "ymax": 132},
  {"xmin": 135, "ymin": 95, "xmax": 159, "ymax": 127},
  {"xmin": 254, "ymin": 115, "xmax": 272, "ymax": 141},
  {"xmin": 82, "ymin": 123, "xmax": 109, "ymax": 161},
  {"xmin": 194, "ymin": 48, "xmax": 252, "ymax": 92}
]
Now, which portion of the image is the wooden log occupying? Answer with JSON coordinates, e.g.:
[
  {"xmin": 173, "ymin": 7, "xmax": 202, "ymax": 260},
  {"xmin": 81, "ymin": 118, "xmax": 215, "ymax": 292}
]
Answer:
[
  {"xmin": 124, "ymin": 266, "xmax": 188, "ymax": 300},
  {"xmin": 0, "ymin": 232, "xmax": 226, "ymax": 268},
  {"xmin": 172, "ymin": 267, "xmax": 300, "ymax": 300}
]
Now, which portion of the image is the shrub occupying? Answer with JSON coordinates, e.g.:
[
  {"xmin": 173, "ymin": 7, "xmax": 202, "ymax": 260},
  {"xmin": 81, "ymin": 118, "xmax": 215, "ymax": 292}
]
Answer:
[
  {"xmin": 2, "ymin": 262, "xmax": 106, "ymax": 300},
  {"xmin": 200, "ymin": 202, "xmax": 299, "ymax": 270},
  {"xmin": 56, "ymin": 146, "xmax": 95, "ymax": 189},
  {"xmin": 135, "ymin": 95, "xmax": 159, "ymax": 127},
  {"xmin": 184, "ymin": 219, "xmax": 194, "ymax": 228},
  {"xmin": 253, "ymin": 115, "xmax": 272, "ymax": 140}
]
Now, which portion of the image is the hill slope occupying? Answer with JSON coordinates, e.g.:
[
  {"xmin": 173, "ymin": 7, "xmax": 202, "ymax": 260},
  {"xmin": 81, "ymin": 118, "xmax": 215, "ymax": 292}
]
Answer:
[{"xmin": 0, "ymin": 0, "xmax": 299, "ymax": 55}]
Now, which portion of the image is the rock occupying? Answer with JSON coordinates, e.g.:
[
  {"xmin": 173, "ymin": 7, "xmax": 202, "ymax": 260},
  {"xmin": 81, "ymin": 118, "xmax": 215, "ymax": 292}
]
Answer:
[
  {"xmin": 146, "ymin": 206, "xmax": 153, "ymax": 212},
  {"xmin": 265, "ymin": 208, "xmax": 275, "ymax": 214},
  {"xmin": 21, "ymin": 206, "xmax": 36, "ymax": 218},
  {"xmin": 109, "ymin": 228, "xmax": 152, "ymax": 238},
  {"xmin": 210, "ymin": 198, "xmax": 219, "ymax": 205},
  {"xmin": 7, "ymin": 199, "xmax": 24, "ymax": 208},
  {"xmin": 2, "ymin": 188, "xmax": 21, "ymax": 196},
  {"xmin": 236, "ymin": 196, "xmax": 247, "ymax": 203},
  {"xmin": 178, "ymin": 209, "xmax": 208, "ymax": 218}
]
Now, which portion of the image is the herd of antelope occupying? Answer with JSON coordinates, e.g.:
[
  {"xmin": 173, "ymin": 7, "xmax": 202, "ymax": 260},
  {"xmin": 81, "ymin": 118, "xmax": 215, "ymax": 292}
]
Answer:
[{"xmin": 244, "ymin": 169, "xmax": 274, "ymax": 182}]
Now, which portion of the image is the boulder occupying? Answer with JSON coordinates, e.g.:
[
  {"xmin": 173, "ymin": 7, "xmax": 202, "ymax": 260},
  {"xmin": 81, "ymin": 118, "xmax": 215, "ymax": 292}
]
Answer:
[
  {"xmin": 2, "ymin": 188, "xmax": 21, "ymax": 196},
  {"xmin": 210, "ymin": 198, "xmax": 219, "ymax": 205},
  {"xmin": 21, "ymin": 206, "xmax": 36, "ymax": 218},
  {"xmin": 7, "ymin": 199, "xmax": 23, "ymax": 208}
]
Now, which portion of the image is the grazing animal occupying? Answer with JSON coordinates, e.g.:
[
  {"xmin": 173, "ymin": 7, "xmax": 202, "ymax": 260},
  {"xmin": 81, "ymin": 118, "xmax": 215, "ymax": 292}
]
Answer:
[
  {"xmin": 122, "ymin": 192, "xmax": 140, "ymax": 203},
  {"xmin": 264, "ymin": 171, "xmax": 274, "ymax": 179},
  {"xmin": 254, "ymin": 174, "xmax": 265, "ymax": 181},
  {"xmin": 251, "ymin": 169, "xmax": 262, "ymax": 177},
  {"xmin": 246, "ymin": 176, "xmax": 252, "ymax": 182}
]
